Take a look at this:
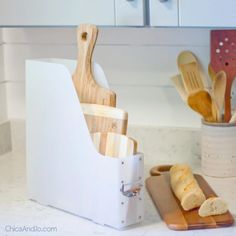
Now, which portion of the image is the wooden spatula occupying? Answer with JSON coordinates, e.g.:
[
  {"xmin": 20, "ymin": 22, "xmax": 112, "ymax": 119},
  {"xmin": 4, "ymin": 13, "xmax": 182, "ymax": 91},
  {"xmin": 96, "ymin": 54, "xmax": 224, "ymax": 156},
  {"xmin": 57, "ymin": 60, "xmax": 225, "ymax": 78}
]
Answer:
[
  {"xmin": 212, "ymin": 71, "xmax": 227, "ymax": 122},
  {"xmin": 211, "ymin": 30, "xmax": 236, "ymax": 121},
  {"xmin": 91, "ymin": 132, "xmax": 137, "ymax": 158},
  {"xmin": 208, "ymin": 63, "xmax": 216, "ymax": 81},
  {"xmin": 72, "ymin": 24, "xmax": 116, "ymax": 107},
  {"xmin": 171, "ymin": 75, "xmax": 187, "ymax": 103},
  {"xmin": 187, "ymin": 90, "xmax": 215, "ymax": 122},
  {"xmin": 81, "ymin": 103, "xmax": 128, "ymax": 135},
  {"xmin": 177, "ymin": 51, "xmax": 205, "ymax": 94}
]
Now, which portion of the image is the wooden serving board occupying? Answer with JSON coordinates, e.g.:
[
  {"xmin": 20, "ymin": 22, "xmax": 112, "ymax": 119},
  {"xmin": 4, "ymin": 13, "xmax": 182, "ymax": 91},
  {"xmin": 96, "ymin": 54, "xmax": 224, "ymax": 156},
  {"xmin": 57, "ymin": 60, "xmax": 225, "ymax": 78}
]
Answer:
[
  {"xmin": 146, "ymin": 165, "xmax": 234, "ymax": 230},
  {"xmin": 81, "ymin": 103, "xmax": 128, "ymax": 135},
  {"xmin": 91, "ymin": 132, "xmax": 137, "ymax": 158},
  {"xmin": 72, "ymin": 24, "xmax": 116, "ymax": 107}
]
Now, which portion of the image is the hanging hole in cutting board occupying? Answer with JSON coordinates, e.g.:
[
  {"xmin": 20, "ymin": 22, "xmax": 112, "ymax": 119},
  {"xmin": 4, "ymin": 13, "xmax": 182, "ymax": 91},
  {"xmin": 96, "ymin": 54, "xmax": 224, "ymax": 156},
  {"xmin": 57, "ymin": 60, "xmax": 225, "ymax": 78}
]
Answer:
[{"xmin": 81, "ymin": 32, "xmax": 87, "ymax": 41}]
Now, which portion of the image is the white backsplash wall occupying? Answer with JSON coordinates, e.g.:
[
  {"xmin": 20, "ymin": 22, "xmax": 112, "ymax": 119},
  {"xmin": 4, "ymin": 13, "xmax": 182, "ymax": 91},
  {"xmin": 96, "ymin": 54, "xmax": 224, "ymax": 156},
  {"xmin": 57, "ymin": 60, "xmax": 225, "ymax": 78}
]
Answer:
[
  {"xmin": 0, "ymin": 83, "xmax": 7, "ymax": 124},
  {"xmin": 0, "ymin": 29, "xmax": 3, "ymax": 81},
  {"xmin": 0, "ymin": 29, "xmax": 7, "ymax": 123},
  {"xmin": 1, "ymin": 27, "xmax": 214, "ymax": 127}
]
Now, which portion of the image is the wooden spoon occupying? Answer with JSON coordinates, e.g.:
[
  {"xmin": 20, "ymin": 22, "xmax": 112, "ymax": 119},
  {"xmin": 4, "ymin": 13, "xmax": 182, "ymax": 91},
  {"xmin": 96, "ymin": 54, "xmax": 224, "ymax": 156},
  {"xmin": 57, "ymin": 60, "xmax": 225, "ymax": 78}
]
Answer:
[
  {"xmin": 187, "ymin": 90, "xmax": 215, "ymax": 122},
  {"xmin": 177, "ymin": 51, "xmax": 197, "ymax": 69},
  {"xmin": 91, "ymin": 132, "xmax": 137, "ymax": 158},
  {"xmin": 72, "ymin": 24, "xmax": 116, "ymax": 106},
  {"xmin": 208, "ymin": 63, "xmax": 216, "ymax": 81},
  {"xmin": 207, "ymin": 66, "xmax": 226, "ymax": 122},
  {"xmin": 177, "ymin": 51, "xmax": 205, "ymax": 93},
  {"xmin": 212, "ymin": 71, "xmax": 227, "ymax": 122}
]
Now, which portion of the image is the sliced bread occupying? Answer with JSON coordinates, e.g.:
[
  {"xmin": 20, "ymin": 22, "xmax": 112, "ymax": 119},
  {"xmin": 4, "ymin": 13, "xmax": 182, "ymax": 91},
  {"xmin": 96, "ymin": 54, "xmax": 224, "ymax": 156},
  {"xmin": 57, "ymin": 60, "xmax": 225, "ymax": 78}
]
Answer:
[{"xmin": 198, "ymin": 197, "xmax": 228, "ymax": 217}]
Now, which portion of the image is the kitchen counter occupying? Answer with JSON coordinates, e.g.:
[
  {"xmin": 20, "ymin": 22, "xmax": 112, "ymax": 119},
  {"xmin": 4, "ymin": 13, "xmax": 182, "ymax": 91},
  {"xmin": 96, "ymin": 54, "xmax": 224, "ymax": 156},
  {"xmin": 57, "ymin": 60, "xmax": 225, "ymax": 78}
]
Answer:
[{"xmin": 0, "ymin": 151, "xmax": 235, "ymax": 236}]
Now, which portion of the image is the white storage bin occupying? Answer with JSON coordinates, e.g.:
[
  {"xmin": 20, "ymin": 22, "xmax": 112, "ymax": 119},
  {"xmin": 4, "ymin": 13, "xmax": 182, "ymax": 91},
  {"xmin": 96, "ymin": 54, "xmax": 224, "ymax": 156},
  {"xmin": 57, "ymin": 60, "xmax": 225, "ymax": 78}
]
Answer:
[
  {"xmin": 26, "ymin": 59, "xmax": 144, "ymax": 229},
  {"xmin": 201, "ymin": 121, "xmax": 236, "ymax": 178}
]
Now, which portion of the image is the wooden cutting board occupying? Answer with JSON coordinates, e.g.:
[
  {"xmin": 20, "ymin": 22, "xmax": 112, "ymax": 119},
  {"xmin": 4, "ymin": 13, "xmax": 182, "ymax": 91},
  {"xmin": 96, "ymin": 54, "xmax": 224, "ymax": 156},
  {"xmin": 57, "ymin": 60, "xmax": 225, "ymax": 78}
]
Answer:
[
  {"xmin": 81, "ymin": 103, "xmax": 128, "ymax": 135},
  {"xmin": 72, "ymin": 24, "xmax": 116, "ymax": 107},
  {"xmin": 91, "ymin": 132, "xmax": 137, "ymax": 158},
  {"xmin": 146, "ymin": 165, "xmax": 234, "ymax": 230}
]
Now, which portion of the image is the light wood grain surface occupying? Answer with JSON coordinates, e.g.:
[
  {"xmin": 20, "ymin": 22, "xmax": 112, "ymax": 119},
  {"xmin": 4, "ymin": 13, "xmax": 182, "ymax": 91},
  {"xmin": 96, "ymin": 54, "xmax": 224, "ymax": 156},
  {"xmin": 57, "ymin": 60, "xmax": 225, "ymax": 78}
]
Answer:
[
  {"xmin": 72, "ymin": 24, "xmax": 116, "ymax": 106},
  {"xmin": 81, "ymin": 103, "xmax": 128, "ymax": 134},
  {"xmin": 178, "ymin": 51, "xmax": 205, "ymax": 93},
  {"xmin": 91, "ymin": 132, "xmax": 137, "ymax": 158}
]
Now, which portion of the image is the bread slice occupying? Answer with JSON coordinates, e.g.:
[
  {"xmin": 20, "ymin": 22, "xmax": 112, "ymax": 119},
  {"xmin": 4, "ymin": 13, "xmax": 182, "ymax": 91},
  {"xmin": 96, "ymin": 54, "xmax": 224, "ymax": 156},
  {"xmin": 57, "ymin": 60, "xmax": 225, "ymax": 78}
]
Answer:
[
  {"xmin": 181, "ymin": 188, "xmax": 206, "ymax": 211},
  {"xmin": 170, "ymin": 164, "xmax": 192, "ymax": 191},
  {"xmin": 198, "ymin": 197, "xmax": 228, "ymax": 217},
  {"xmin": 170, "ymin": 164, "xmax": 206, "ymax": 211},
  {"xmin": 172, "ymin": 174, "xmax": 198, "ymax": 200},
  {"xmin": 169, "ymin": 164, "xmax": 192, "ymax": 178}
]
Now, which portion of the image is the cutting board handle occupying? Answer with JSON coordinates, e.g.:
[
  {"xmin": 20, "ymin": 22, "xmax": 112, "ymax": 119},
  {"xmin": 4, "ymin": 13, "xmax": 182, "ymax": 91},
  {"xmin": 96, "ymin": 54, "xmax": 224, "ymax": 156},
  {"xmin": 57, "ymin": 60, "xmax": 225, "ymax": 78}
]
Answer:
[
  {"xmin": 75, "ymin": 24, "xmax": 98, "ymax": 82},
  {"xmin": 150, "ymin": 165, "xmax": 172, "ymax": 176},
  {"xmin": 72, "ymin": 24, "xmax": 116, "ymax": 107}
]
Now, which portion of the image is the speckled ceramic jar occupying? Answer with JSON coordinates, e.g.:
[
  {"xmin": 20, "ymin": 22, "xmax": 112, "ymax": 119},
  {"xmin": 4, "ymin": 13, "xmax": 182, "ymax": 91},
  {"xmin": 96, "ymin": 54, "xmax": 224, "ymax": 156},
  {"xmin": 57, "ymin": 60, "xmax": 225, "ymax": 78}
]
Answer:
[{"xmin": 201, "ymin": 121, "xmax": 236, "ymax": 177}]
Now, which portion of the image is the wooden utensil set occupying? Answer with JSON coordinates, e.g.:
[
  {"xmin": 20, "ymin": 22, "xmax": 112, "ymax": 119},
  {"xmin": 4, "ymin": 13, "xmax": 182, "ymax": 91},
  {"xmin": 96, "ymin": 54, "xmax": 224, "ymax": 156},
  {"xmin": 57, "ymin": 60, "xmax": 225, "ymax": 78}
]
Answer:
[
  {"xmin": 72, "ymin": 24, "xmax": 137, "ymax": 158},
  {"xmin": 172, "ymin": 50, "xmax": 232, "ymax": 123}
]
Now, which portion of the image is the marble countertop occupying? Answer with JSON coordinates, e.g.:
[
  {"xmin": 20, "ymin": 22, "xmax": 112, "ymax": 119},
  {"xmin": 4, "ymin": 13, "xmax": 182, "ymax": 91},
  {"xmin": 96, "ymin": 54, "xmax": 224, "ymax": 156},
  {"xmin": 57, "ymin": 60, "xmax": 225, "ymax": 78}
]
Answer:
[{"xmin": 0, "ymin": 152, "xmax": 235, "ymax": 236}]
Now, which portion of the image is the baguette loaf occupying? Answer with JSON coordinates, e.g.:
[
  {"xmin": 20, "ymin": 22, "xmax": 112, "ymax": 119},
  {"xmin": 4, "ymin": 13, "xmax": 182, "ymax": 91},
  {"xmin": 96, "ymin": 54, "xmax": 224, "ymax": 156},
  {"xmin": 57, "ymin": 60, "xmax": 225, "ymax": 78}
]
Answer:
[
  {"xmin": 198, "ymin": 197, "xmax": 228, "ymax": 217},
  {"xmin": 170, "ymin": 164, "xmax": 206, "ymax": 211}
]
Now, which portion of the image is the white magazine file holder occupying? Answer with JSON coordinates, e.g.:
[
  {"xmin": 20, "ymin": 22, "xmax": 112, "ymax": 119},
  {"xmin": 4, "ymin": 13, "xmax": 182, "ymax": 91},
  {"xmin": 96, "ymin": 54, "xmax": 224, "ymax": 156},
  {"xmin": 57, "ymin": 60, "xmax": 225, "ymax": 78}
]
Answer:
[{"xmin": 26, "ymin": 59, "xmax": 144, "ymax": 229}]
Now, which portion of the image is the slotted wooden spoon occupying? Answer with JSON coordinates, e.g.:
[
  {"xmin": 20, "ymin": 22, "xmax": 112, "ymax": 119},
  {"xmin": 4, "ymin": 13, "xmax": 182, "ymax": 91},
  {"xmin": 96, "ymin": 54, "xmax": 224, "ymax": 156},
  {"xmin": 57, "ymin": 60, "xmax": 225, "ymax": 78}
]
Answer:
[
  {"xmin": 211, "ymin": 30, "xmax": 236, "ymax": 121},
  {"xmin": 177, "ymin": 51, "xmax": 205, "ymax": 94},
  {"xmin": 187, "ymin": 90, "xmax": 215, "ymax": 122},
  {"xmin": 72, "ymin": 24, "xmax": 116, "ymax": 107}
]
